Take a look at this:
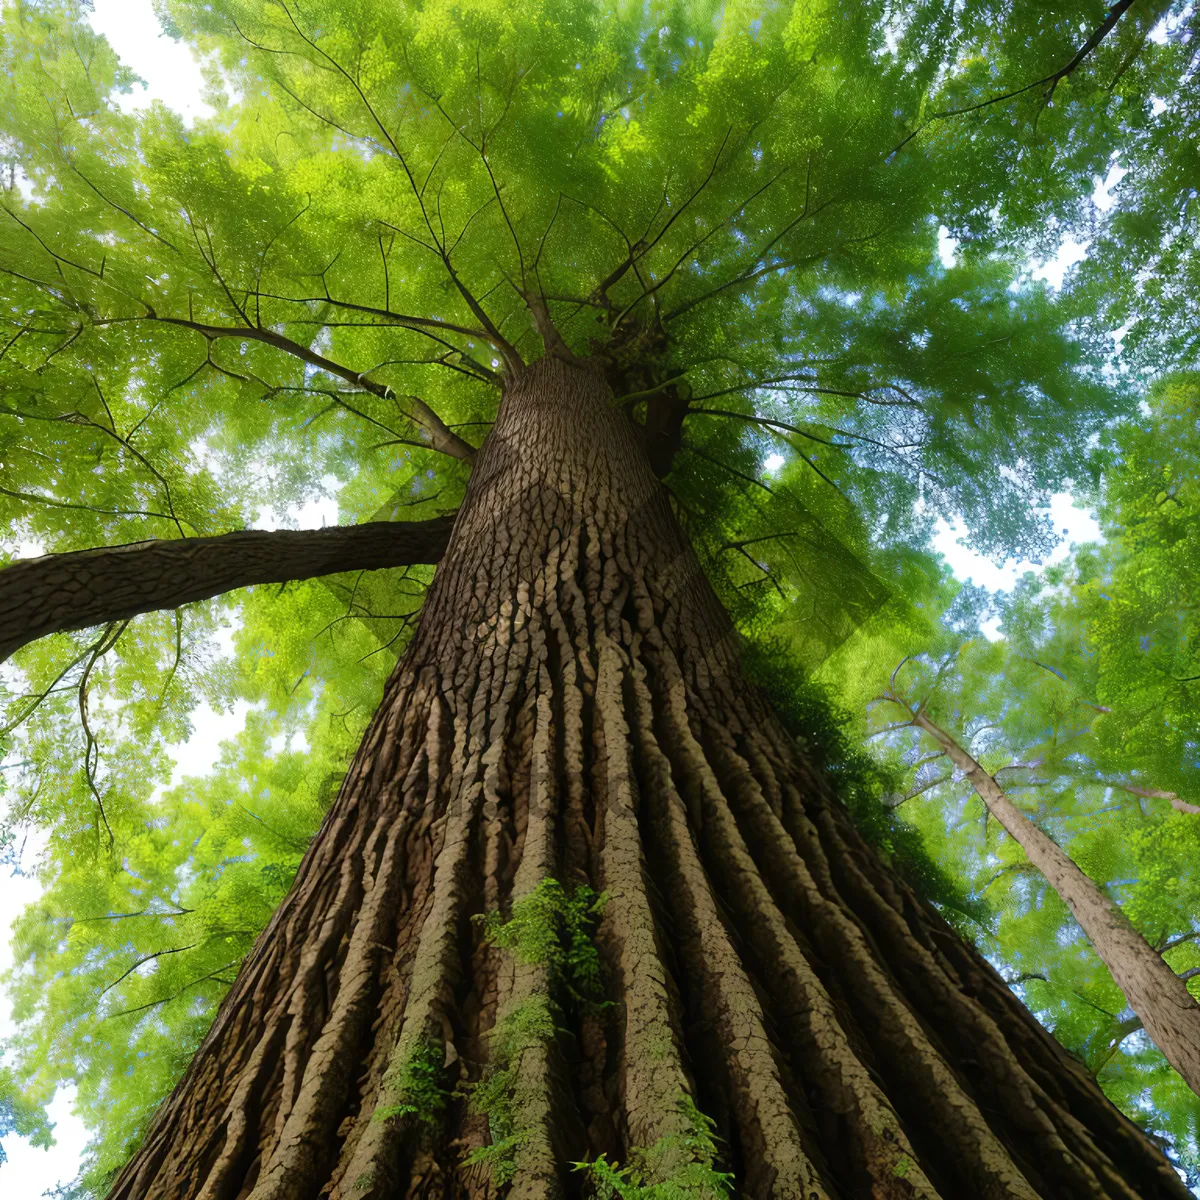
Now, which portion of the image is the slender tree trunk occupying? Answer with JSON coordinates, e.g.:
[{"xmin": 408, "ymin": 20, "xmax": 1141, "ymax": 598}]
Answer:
[
  {"xmin": 108, "ymin": 358, "xmax": 1190, "ymax": 1200},
  {"xmin": 1116, "ymin": 781, "xmax": 1200, "ymax": 816},
  {"xmin": 0, "ymin": 517, "xmax": 455, "ymax": 663},
  {"xmin": 913, "ymin": 713, "xmax": 1200, "ymax": 1097}
]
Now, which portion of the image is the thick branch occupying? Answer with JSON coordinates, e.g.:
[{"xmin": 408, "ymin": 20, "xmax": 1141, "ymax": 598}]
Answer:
[
  {"xmin": 523, "ymin": 289, "xmax": 581, "ymax": 364},
  {"xmin": 1112, "ymin": 781, "xmax": 1200, "ymax": 815},
  {"xmin": 0, "ymin": 516, "xmax": 456, "ymax": 662}
]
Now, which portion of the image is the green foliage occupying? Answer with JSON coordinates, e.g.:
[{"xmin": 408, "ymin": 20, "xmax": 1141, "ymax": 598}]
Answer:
[
  {"xmin": 478, "ymin": 879, "xmax": 608, "ymax": 1005},
  {"xmin": 464, "ymin": 996, "xmax": 557, "ymax": 1183},
  {"xmin": 462, "ymin": 1129, "xmax": 524, "ymax": 1186},
  {"xmin": 372, "ymin": 1038, "xmax": 451, "ymax": 1125},
  {"xmin": 1066, "ymin": 12, "xmax": 1200, "ymax": 375},
  {"xmin": 572, "ymin": 1095, "xmax": 734, "ymax": 1199},
  {"xmin": 2, "ymin": 708, "xmax": 337, "ymax": 1193},
  {"xmin": 488, "ymin": 997, "xmax": 558, "ymax": 1073}
]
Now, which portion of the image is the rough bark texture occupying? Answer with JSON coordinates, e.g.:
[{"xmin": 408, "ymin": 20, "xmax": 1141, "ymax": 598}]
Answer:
[
  {"xmin": 914, "ymin": 712, "xmax": 1200, "ymax": 1099},
  {"xmin": 108, "ymin": 358, "xmax": 1192, "ymax": 1200},
  {"xmin": 0, "ymin": 516, "xmax": 455, "ymax": 663}
]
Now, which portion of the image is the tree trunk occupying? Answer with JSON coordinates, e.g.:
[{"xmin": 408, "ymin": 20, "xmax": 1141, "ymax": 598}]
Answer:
[
  {"xmin": 107, "ymin": 358, "xmax": 1191, "ymax": 1200},
  {"xmin": 0, "ymin": 516, "xmax": 455, "ymax": 663},
  {"xmin": 1115, "ymin": 781, "xmax": 1200, "ymax": 817},
  {"xmin": 913, "ymin": 712, "xmax": 1200, "ymax": 1098}
]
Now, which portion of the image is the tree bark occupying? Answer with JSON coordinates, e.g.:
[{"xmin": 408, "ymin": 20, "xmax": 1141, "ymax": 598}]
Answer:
[
  {"xmin": 913, "ymin": 712, "xmax": 1200, "ymax": 1098},
  {"xmin": 0, "ymin": 516, "xmax": 456, "ymax": 663},
  {"xmin": 107, "ymin": 358, "xmax": 1190, "ymax": 1200}
]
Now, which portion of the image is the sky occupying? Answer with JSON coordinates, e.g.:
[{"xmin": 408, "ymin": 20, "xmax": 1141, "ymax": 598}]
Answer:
[
  {"xmin": 91, "ymin": 0, "xmax": 214, "ymax": 122},
  {"xmin": 0, "ymin": 2, "xmax": 1119, "ymax": 1193}
]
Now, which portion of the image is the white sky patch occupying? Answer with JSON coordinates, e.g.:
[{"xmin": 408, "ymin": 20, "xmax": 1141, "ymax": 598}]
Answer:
[
  {"xmin": 979, "ymin": 615, "xmax": 1004, "ymax": 642},
  {"xmin": 89, "ymin": 0, "xmax": 214, "ymax": 123},
  {"xmin": 882, "ymin": 15, "xmax": 904, "ymax": 56},
  {"xmin": 933, "ymin": 493, "xmax": 1102, "ymax": 595},
  {"xmin": 165, "ymin": 698, "xmax": 254, "ymax": 787},
  {"xmin": 762, "ymin": 453, "xmax": 785, "ymax": 474},
  {"xmin": 251, "ymin": 475, "xmax": 343, "ymax": 532},
  {"xmin": 1093, "ymin": 164, "xmax": 1127, "ymax": 213},
  {"xmin": 937, "ymin": 225, "xmax": 959, "ymax": 268},
  {"xmin": 270, "ymin": 726, "xmax": 311, "ymax": 755},
  {"xmin": 0, "ymin": 1081, "xmax": 90, "ymax": 1192},
  {"xmin": 1031, "ymin": 237, "xmax": 1090, "ymax": 290},
  {"xmin": 4, "ymin": 538, "xmax": 45, "ymax": 561}
]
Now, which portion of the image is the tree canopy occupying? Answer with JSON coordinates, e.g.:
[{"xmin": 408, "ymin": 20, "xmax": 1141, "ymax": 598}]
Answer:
[{"xmin": 0, "ymin": 0, "xmax": 1198, "ymax": 1193}]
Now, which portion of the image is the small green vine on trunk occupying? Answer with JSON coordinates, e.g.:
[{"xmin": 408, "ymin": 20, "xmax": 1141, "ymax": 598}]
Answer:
[
  {"xmin": 371, "ymin": 1036, "xmax": 450, "ymax": 1125},
  {"xmin": 466, "ymin": 879, "xmax": 609, "ymax": 1181},
  {"xmin": 571, "ymin": 1095, "xmax": 734, "ymax": 1198},
  {"xmin": 463, "ymin": 996, "xmax": 556, "ymax": 1182},
  {"xmin": 477, "ymin": 877, "xmax": 609, "ymax": 1003}
]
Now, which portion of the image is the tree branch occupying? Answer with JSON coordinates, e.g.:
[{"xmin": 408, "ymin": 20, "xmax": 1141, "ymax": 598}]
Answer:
[
  {"xmin": 1003, "ymin": 972, "xmax": 1048, "ymax": 986},
  {"xmin": 0, "ymin": 516, "xmax": 457, "ymax": 663},
  {"xmin": 78, "ymin": 619, "xmax": 128, "ymax": 848},
  {"xmin": 1092, "ymin": 1013, "xmax": 1145, "ymax": 1074},
  {"xmin": 885, "ymin": 771, "xmax": 956, "ymax": 808},
  {"xmin": 1111, "ymin": 781, "xmax": 1200, "ymax": 815},
  {"xmin": 1161, "ymin": 931, "xmax": 1200, "ymax": 955},
  {"xmin": 136, "ymin": 315, "xmax": 479, "ymax": 461},
  {"xmin": 890, "ymin": 0, "xmax": 1140, "ymax": 159},
  {"xmin": 99, "ymin": 943, "xmax": 199, "ymax": 999},
  {"xmin": 253, "ymin": 292, "xmax": 496, "ymax": 347}
]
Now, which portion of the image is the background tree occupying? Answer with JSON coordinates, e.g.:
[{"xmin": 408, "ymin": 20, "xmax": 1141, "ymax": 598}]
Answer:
[
  {"xmin": 869, "ymin": 637, "xmax": 1200, "ymax": 1092},
  {"xmin": 1, "ymin": 0, "xmax": 1197, "ymax": 1197},
  {"xmin": 831, "ymin": 371, "xmax": 1200, "ymax": 1183}
]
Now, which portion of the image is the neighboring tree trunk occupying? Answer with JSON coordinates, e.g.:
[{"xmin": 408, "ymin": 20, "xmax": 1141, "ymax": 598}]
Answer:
[
  {"xmin": 1115, "ymin": 781, "xmax": 1200, "ymax": 816},
  {"xmin": 0, "ymin": 516, "xmax": 455, "ymax": 663},
  {"xmin": 913, "ymin": 712, "xmax": 1200, "ymax": 1098},
  {"xmin": 108, "ymin": 358, "xmax": 1190, "ymax": 1200}
]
